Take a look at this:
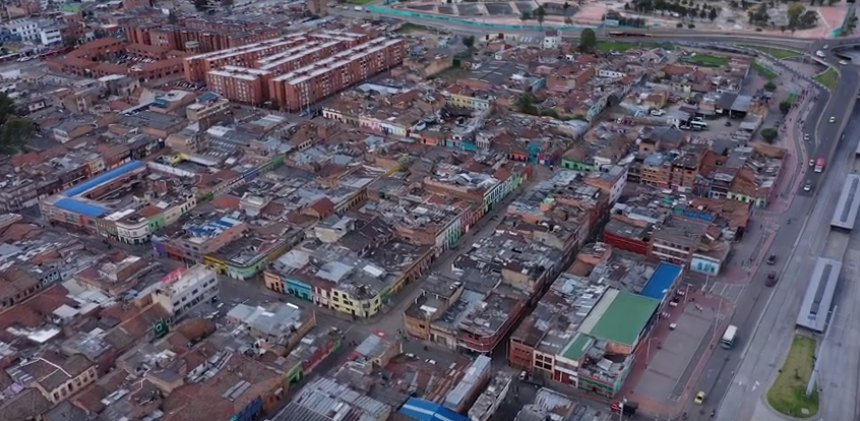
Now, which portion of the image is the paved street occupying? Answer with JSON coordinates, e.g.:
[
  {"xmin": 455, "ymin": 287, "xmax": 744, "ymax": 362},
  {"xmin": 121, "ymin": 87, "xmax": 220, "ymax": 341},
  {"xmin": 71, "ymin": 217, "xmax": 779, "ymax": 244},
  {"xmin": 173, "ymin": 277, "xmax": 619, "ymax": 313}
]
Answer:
[{"xmin": 705, "ymin": 46, "xmax": 860, "ymax": 421}]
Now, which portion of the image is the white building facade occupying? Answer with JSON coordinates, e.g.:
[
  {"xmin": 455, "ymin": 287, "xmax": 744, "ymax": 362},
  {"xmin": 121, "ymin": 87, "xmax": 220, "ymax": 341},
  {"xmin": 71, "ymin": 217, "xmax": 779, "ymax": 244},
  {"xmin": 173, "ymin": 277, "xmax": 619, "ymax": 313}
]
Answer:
[{"xmin": 152, "ymin": 265, "xmax": 219, "ymax": 319}]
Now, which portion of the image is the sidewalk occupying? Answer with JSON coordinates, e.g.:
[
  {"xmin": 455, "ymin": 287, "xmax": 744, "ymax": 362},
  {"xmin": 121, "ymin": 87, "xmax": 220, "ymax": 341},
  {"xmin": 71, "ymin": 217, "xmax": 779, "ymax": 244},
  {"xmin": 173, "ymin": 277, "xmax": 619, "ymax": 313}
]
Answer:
[{"xmin": 617, "ymin": 290, "xmax": 734, "ymax": 419}]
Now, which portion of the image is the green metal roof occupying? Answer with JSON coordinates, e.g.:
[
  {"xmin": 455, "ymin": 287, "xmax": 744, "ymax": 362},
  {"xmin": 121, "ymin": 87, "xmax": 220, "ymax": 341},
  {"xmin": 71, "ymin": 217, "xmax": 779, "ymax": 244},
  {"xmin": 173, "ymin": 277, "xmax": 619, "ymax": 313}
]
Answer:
[
  {"xmin": 581, "ymin": 290, "xmax": 659, "ymax": 346},
  {"xmin": 560, "ymin": 333, "xmax": 594, "ymax": 361}
]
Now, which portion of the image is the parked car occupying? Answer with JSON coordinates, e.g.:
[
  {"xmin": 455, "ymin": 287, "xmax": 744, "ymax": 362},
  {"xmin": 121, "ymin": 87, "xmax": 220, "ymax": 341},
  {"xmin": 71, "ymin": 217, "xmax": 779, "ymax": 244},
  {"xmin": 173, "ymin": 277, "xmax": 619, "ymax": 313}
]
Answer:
[
  {"xmin": 766, "ymin": 254, "xmax": 777, "ymax": 265},
  {"xmin": 694, "ymin": 391, "xmax": 706, "ymax": 405}
]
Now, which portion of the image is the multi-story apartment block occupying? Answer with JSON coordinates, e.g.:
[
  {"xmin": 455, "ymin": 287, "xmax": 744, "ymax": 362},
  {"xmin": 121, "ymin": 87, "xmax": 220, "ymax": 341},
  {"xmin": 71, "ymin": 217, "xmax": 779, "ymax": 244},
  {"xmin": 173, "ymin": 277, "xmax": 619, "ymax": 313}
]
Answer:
[
  {"xmin": 151, "ymin": 265, "xmax": 219, "ymax": 320},
  {"xmin": 269, "ymin": 38, "xmax": 405, "ymax": 111}
]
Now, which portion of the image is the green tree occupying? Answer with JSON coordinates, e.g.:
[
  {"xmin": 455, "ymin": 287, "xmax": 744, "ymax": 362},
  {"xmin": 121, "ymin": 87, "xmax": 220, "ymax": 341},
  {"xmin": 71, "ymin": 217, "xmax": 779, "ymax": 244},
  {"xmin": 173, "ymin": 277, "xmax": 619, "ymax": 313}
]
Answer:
[
  {"xmin": 462, "ymin": 35, "xmax": 475, "ymax": 49},
  {"xmin": 193, "ymin": 0, "xmax": 210, "ymax": 12},
  {"xmin": 761, "ymin": 127, "xmax": 778, "ymax": 143},
  {"xmin": 0, "ymin": 92, "xmax": 34, "ymax": 153},
  {"xmin": 699, "ymin": 9, "xmax": 707, "ymax": 18},
  {"xmin": 764, "ymin": 81, "xmax": 777, "ymax": 91},
  {"xmin": 708, "ymin": 7, "xmax": 718, "ymax": 20},
  {"xmin": 535, "ymin": 5, "xmax": 547, "ymax": 26},
  {"xmin": 787, "ymin": 3, "xmax": 805, "ymax": 27},
  {"xmin": 779, "ymin": 100, "xmax": 792, "ymax": 115},
  {"xmin": 520, "ymin": 10, "xmax": 531, "ymax": 21},
  {"xmin": 517, "ymin": 92, "xmax": 536, "ymax": 114},
  {"xmin": 0, "ymin": 117, "xmax": 35, "ymax": 153},
  {"xmin": 579, "ymin": 27, "xmax": 597, "ymax": 52}
]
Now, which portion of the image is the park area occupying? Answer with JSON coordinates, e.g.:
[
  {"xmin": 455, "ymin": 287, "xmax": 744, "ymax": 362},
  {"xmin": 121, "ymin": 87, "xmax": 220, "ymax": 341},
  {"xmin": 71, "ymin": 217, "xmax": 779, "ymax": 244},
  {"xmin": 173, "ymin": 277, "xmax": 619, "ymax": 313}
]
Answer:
[
  {"xmin": 596, "ymin": 40, "xmax": 673, "ymax": 52},
  {"xmin": 745, "ymin": 45, "xmax": 802, "ymax": 59},
  {"xmin": 681, "ymin": 53, "xmax": 729, "ymax": 67},
  {"xmin": 815, "ymin": 68, "xmax": 839, "ymax": 91},
  {"xmin": 766, "ymin": 335, "xmax": 819, "ymax": 418}
]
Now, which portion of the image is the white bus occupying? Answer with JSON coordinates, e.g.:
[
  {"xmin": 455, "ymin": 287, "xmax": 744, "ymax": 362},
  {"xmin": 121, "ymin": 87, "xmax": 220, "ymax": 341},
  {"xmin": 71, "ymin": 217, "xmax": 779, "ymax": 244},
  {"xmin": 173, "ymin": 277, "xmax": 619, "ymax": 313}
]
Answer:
[
  {"xmin": 720, "ymin": 325, "xmax": 738, "ymax": 349},
  {"xmin": 690, "ymin": 120, "xmax": 708, "ymax": 130}
]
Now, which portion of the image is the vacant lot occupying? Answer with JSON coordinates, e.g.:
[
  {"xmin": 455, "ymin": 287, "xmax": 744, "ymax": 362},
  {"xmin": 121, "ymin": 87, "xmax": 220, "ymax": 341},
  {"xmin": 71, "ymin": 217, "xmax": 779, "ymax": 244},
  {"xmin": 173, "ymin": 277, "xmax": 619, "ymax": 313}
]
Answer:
[{"xmin": 766, "ymin": 335, "xmax": 819, "ymax": 418}]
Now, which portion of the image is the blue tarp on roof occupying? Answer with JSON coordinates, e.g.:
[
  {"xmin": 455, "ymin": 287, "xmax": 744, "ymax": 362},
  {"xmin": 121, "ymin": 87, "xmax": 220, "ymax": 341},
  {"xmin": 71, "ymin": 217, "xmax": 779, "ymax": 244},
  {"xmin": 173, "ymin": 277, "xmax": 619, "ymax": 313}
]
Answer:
[
  {"xmin": 54, "ymin": 198, "xmax": 108, "ymax": 217},
  {"xmin": 641, "ymin": 262, "xmax": 683, "ymax": 300},
  {"xmin": 63, "ymin": 160, "xmax": 144, "ymax": 197},
  {"xmin": 400, "ymin": 398, "xmax": 469, "ymax": 421}
]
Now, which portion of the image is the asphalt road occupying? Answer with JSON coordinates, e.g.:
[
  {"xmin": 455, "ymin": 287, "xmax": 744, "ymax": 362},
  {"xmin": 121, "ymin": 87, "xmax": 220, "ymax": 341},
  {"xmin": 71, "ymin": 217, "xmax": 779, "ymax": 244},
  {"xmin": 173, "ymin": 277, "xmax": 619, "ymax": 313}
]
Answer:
[{"xmin": 694, "ymin": 47, "xmax": 860, "ymax": 421}]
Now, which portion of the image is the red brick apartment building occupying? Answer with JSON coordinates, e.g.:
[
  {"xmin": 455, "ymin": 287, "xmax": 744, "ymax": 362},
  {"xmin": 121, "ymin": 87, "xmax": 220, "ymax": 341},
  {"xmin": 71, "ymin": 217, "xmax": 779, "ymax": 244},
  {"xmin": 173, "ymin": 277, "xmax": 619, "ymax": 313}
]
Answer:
[
  {"xmin": 269, "ymin": 38, "xmax": 405, "ymax": 111},
  {"xmin": 206, "ymin": 66, "xmax": 272, "ymax": 105},
  {"xmin": 183, "ymin": 35, "xmax": 308, "ymax": 82},
  {"xmin": 125, "ymin": 19, "xmax": 280, "ymax": 54},
  {"xmin": 182, "ymin": 31, "xmax": 369, "ymax": 83}
]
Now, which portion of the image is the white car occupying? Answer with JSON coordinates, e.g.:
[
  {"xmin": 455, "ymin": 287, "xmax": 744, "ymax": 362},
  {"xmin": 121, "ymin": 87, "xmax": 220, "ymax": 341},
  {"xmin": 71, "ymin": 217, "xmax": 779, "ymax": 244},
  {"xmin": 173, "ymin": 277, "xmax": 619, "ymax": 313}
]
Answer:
[
  {"xmin": 425, "ymin": 359, "xmax": 437, "ymax": 365},
  {"xmin": 816, "ymin": 50, "xmax": 826, "ymax": 58},
  {"xmin": 840, "ymin": 60, "xmax": 849, "ymax": 65}
]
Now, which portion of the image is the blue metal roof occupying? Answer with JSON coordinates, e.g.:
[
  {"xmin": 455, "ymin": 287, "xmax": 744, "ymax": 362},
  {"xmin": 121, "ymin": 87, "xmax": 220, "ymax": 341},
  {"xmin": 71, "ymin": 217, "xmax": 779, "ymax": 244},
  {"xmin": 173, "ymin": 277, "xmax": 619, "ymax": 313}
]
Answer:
[
  {"xmin": 641, "ymin": 262, "xmax": 683, "ymax": 300},
  {"xmin": 64, "ymin": 160, "xmax": 144, "ymax": 197},
  {"xmin": 54, "ymin": 198, "xmax": 108, "ymax": 217},
  {"xmin": 400, "ymin": 398, "xmax": 469, "ymax": 421},
  {"xmin": 198, "ymin": 91, "xmax": 219, "ymax": 102}
]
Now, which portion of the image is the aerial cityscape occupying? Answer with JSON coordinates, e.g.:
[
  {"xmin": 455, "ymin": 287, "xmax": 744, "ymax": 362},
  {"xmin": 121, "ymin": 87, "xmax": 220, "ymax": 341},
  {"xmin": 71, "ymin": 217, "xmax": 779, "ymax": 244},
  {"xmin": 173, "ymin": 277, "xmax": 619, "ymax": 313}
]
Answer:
[{"xmin": 0, "ymin": 0, "xmax": 857, "ymax": 421}]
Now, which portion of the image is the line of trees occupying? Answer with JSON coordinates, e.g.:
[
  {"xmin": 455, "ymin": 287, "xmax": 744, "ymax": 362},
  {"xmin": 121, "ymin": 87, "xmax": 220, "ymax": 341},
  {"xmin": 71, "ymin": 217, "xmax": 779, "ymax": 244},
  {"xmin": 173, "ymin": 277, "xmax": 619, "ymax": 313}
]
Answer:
[
  {"xmin": 520, "ymin": 6, "xmax": 548, "ymax": 26},
  {"xmin": 603, "ymin": 11, "xmax": 647, "ymax": 28},
  {"xmin": 624, "ymin": 0, "xmax": 720, "ymax": 22},
  {"xmin": 749, "ymin": 2, "xmax": 818, "ymax": 31}
]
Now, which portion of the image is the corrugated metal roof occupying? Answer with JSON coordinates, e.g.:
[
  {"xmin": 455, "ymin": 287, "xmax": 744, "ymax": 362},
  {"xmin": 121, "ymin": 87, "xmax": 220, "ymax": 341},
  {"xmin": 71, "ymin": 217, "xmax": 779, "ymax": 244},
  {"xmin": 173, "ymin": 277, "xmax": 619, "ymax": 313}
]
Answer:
[
  {"xmin": 444, "ymin": 355, "xmax": 491, "ymax": 409},
  {"xmin": 54, "ymin": 198, "xmax": 108, "ymax": 217},
  {"xmin": 640, "ymin": 261, "xmax": 682, "ymax": 300},
  {"xmin": 293, "ymin": 377, "xmax": 390, "ymax": 421},
  {"xmin": 63, "ymin": 160, "xmax": 144, "ymax": 197},
  {"xmin": 400, "ymin": 398, "xmax": 470, "ymax": 421},
  {"xmin": 270, "ymin": 403, "xmax": 331, "ymax": 421}
]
